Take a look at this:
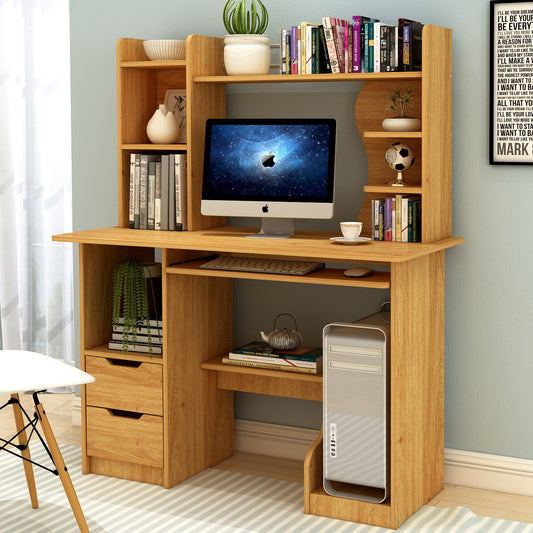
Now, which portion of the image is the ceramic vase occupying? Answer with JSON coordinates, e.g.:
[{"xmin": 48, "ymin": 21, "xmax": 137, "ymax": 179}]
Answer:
[
  {"xmin": 223, "ymin": 34, "xmax": 271, "ymax": 75},
  {"xmin": 381, "ymin": 117, "xmax": 422, "ymax": 132},
  {"xmin": 146, "ymin": 104, "xmax": 180, "ymax": 144}
]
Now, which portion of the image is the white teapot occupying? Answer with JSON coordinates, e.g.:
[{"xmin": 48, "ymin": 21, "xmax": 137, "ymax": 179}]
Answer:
[{"xmin": 260, "ymin": 313, "xmax": 302, "ymax": 351}]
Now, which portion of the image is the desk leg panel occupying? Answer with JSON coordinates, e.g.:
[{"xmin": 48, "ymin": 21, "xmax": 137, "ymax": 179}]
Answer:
[{"xmin": 164, "ymin": 272, "xmax": 234, "ymax": 487}]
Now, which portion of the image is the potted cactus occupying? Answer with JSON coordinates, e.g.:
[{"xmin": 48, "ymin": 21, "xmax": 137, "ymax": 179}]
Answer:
[{"xmin": 222, "ymin": 0, "xmax": 271, "ymax": 75}]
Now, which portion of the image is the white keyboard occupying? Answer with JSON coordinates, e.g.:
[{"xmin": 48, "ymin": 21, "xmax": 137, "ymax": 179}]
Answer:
[{"xmin": 200, "ymin": 256, "xmax": 325, "ymax": 276}]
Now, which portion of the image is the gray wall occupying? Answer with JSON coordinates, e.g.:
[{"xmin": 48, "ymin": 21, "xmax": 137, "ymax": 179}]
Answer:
[{"xmin": 70, "ymin": 0, "xmax": 533, "ymax": 461}]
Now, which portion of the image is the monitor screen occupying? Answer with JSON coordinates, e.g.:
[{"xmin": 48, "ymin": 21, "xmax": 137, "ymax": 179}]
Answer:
[{"xmin": 201, "ymin": 118, "xmax": 336, "ymax": 238}]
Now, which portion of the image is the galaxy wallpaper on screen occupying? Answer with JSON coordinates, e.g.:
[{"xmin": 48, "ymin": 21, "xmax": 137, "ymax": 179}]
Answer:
[{"xmin": 204, "ymin": 124, "xmax": 333, "ymax": 200}]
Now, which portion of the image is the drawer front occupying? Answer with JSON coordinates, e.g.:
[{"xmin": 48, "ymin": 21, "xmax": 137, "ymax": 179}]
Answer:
[
  {"xmin": 85, "ymin": 356, "xmax": 163, "ymax": 415},
  {"xmin": 86, "ymin": 406, "xmax": 163, "ymax": 468}
]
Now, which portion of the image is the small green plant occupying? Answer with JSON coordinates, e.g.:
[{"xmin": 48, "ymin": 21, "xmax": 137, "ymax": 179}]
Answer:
[
  {"xmin": 223, "ymin": 0, "xmax": 269, "ymax": 34},
  {"xmin": 102, "ymin": 258, "xmax": 160, "ymax": 354},
  {"xmin": 385, "ymin": 87, "xmax": 414, "ymax": 117}
]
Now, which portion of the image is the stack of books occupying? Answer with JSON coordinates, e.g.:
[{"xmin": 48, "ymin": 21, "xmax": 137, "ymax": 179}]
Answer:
[
  {"xmin": 108, "ymin": 318, "xmax": 163, "ymax": 355},
  {"xmin": 128, "ymin": 152, "xmax": 187, "ymax": 231},
  {"xmin": 279, "ymin": 16, "xmax": 423, "ymax": 75},
  {"xmin": 222, "ymin": 341, "xmax": 323, "ymax": 374},
  {"xmin": 372, "ymin": 194, "xmax": 421, "ymax": 242}
]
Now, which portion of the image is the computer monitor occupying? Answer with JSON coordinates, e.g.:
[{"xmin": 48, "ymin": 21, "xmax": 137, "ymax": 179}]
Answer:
[{"xmin": 201, "ymin": 118, "xmax": 336, "ymax": 238}]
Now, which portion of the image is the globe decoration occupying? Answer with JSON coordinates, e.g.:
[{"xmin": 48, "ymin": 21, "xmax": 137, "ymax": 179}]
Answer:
[{"xmin": 385, "ymin": 142, "xmax": 415, "ymax": 187}]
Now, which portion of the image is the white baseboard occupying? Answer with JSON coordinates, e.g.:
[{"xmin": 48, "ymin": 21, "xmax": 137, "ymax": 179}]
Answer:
[
  {"xmin": 72, "ymin": 395, "xmax": 81, "ymax": 427},
  {"xmin": 234, "ymin": 419, "xmax": 533, "ymax": 497}
]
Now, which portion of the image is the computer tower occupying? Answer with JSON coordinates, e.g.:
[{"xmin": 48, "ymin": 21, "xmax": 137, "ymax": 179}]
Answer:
[{"xmin": 323, "ymin": 311, "xmax": 390, "ymax": 503}]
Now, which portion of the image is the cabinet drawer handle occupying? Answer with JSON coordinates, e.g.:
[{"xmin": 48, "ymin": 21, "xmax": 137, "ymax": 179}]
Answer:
[
  {"xmin": 107, "ymin": 409, "xmax": 143, "ymax": 420},
  {"xmin": 106, "ymin": 358, "xmax": 142, "ymax": 368}
]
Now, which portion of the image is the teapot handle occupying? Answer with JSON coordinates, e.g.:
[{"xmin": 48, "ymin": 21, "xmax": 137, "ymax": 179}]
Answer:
[{"xmin": 273, "ymin": 313, "xmax": 297, "ymax": 331}]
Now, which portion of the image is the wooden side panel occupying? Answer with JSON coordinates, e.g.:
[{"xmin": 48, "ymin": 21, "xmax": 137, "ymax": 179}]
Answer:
[
  {"xmin": 389, "ymin": 251, "xmax": 445, "ymax": 524},
  {"xmin": 186, "ymin": 35, "xmax": 226, "ymax": 230},
  {"xmin": 164, "ymin": 271, "xmax": 234, "ymax": 487},
  {"xmin": 421, "ymin": 26, "xmax": 453, "ymax": 243},
  {"xmin": 88, "ymin": 457, "xmax": 164, "ymax": 486}
]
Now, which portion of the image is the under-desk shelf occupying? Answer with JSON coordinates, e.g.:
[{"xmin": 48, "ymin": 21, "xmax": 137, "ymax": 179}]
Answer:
[
  {"xmin": 201, "ymin": 355, "xmax": 322, "ymax": 401},
  {"xmin": 85, "ymin": 343, "xmax": 163, "ymax": 363},
  {"xmin": 167, "ymin": 258, "xmax": 391, "ymax": 288}
]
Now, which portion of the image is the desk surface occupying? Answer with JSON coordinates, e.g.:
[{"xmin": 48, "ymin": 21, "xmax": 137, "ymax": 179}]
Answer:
[
  {"xmin": 0, "ymin": 350, "xmax": 94, "ymax": 394},
  {"xmin": 52, "ymin": 226, "xmax": 464, "ymax": 263}
]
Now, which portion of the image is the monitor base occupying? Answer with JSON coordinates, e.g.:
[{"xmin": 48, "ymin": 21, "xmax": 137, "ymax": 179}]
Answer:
[{"xmin": 247, "ymin": 218, "xmax": 295, "ymax": 239}]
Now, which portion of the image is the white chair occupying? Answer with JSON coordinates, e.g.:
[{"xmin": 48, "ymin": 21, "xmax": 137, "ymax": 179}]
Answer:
[{"xmin": 0, "ymin": 350, "xmax": 94, "ymax": 532}]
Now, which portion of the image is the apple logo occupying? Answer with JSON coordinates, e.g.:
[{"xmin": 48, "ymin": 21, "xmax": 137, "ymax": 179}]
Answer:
[
  {"xmin": 262, "ymin": 204, "xmax": 269, "ymax": 213},
  {"xmin": 261, "ymin": 152, "xmax": 276, "ymax": 168}
]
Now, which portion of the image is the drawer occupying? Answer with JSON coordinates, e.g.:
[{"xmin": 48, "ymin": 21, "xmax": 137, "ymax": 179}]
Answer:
[
  {"xmin": 86, "ymin": 406, "xmax": 163, "ymax": 468},
  {"xmin": 85, "ymin": 356, "xmax": 162, "ymax": 415}
]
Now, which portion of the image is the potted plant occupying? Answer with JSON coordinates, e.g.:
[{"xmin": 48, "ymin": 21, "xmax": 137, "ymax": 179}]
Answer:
[
  {"xmin": 382, "ymin": 87, "xmax": 421, "ymax": 132},
  {"xmin": 222, "ymin": 0, "xmax": 270, "ymax": 75},
  {"xmin": 103, "ymin": 258, "xmax": 162, "ymax": 355}
]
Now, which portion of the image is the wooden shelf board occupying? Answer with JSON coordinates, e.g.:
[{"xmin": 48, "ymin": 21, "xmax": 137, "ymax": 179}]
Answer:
[
  {"xmin": 363, "ymin": 185, "xmax": 423, "ymax": 195},
  {"xmin": 193, "ymin": 72, "xmax": 423, "ymax": 84},
  {"xmin": 363, "ymin": 131, "xmax": 422, "ymax": 138},
  {"xmin": 85, "ymin": 343, "xmax": 164, "ymax": 363},
  {"xmin": 120, "ymin": 60, "xmax": 187, "ymax": 69},
  {"xmin": 167, "ymin": 259, "xmax": 391, "ymax": 288},
  {"xmin": 201, "ymin": 355, "xmax": 323, "ymax": 401},
  {"xmin": 53, "ymin": 227, "xmax": 464, "ymax": 264},
  {"xmin": 121, "ymin": 144, "xmax": 187, "ymax": 151}
]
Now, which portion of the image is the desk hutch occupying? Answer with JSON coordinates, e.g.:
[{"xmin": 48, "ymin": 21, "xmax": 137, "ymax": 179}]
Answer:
[{"xmin": 54, "ymin": 27, "xmax": 463, "ymax": 529}]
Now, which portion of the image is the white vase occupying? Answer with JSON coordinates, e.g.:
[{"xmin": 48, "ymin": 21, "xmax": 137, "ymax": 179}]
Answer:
[
  {"xmin": 224, "ymin": 34, "xmax": 271, "ymax": 75},
  {"xmin": 381, "ymin": 117, "xmax": 422, "ymax": 132},
  {"xmin": 146, "ymin": 104, "xmax": 180, "ymax": 144}
]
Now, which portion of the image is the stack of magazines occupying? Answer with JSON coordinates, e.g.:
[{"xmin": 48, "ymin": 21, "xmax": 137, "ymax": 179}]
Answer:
[{"xmin": 222, "ymin": 341, "xmax": 322, "ymax": 374}]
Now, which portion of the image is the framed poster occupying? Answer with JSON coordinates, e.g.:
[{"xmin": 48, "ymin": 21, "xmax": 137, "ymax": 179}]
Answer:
[{"xmin": 490, "ymin": 0, "xmax": 533, "ymax": 164}]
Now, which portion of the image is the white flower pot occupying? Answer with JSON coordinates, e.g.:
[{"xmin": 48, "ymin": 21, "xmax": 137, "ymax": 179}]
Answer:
[
  {"xmin": 224, "ymin": 34, "xmax": 271, "ymax": 75},
  {"xmin": 381, "ymin": 117, "xmax": 422, "ymax": 132}
]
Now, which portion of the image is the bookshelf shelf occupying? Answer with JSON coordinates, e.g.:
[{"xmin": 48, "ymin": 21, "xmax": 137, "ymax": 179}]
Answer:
[
  {"xmin": 121, "ymin": 143, "xmax": 187, "ymax": 151},
  {"xmin": 363, "ymin": 185, "xmax": 423, "ymax": 195},
  {"xmin": 363, "ymin": 131, "xmax": 422, "ymax": 139},
  {"xmin": 120, "ymin": 60, "xmax": 187, "ymax": 69},
  {"xmin": 85, "ymin": 344, "xmax": 164, "ymax": 363},
  {"xmin": 193, "ymin": 71, "xmax": 423, "ymax": 84},
  {"xmin": 201, "ymin": 355, "xmax": 323, "ymax": 401}
]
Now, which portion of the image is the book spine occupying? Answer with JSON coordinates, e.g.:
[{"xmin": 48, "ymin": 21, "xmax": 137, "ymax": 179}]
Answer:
[
  {"xmin": 352, "ymin": 17, "xmax": 361, "ymax": 72},
  {"xmin": 134, "ymin": 154, "xmax": 141, "ymax": 229},
  {"xmin": 384, "ymin": 196, "xmax": 392, "ymax": 241},
  {"xmin": 391, "ymin": 197, "xmax": 396, "ymax": 241},
  {"xmin": 168, "ymin": 154, "xmax": 175, "ymax": 231},
  {"xmin": 129, "ymin": 154, "xmax": 135, "ymax": 228},
  {"xmin": 139, "ymin": 155, "xmax": 149, "ymax": 229},
  {"xmin": 311, "ymin": 26, "xmax": 317, "ymax": 73},
  {"xmin": 395, "ymin": 194, "xmax": 402, "ymax": 241},
  {"xmin": 364, "ymin": 22, "xmax": 373, "ymax": 73},
  {"xmin": 316, "ymin": 25, "xmax": 331, "ymax": 73},
  {"xmin": 230, "ymin": 350, "xmax": 321, "ymax": 363},
  {"xmin": 113, "ymin": 325, "xmax": 162, "ymax": 336},
  {"xmin": 408, "ymin": 199, "xmax": 414, "ymax": 242},
  {"xmin": 174, "ymin": 155, "xmax": 182, "ymax": 230},
  {"xmin": 403, "ymin": 24, "xmax": 410, "ymax": 71},
  {"xmin": 322, "ymin": 18, "xmax": 340, "ymax": 73},
  {"xmin": 222, "ymin": 357, "xmax": 318, "ymax": 374},
  {"xmin": 305, "ymin": 24, "xmax": 315, "ymax": 73},
  {"xmin": 291, "ymin": 26, "xmax": 298, "ymax": 74},
  {"xmin": 112, "ymin": 332, "xmax": 162, "ymax": 344},
  {"xmin": 280, "ymin": 29, "xmax": 287, "ymax": 75},
  {"xmin": 229, "ymin": 353, "xmax": 318, "ymax": 368},
  {"xmin": 373, "ymin": 23, "xmax": 382, "ymax": 73},
  {"xmin": 177, "ymin": 153, "xmax": 187, "ymax": 230},
  {"xmin": 401, "ymin": 196, "xmax": 409, "ymax": 242},
  {"xmin": 154, "ymin": 161, "xmax": 161, "ymax": 230},
  {"xmin": 297, "ymin": 27, "xmax": 301, "ymax": 74},
  {"xmin": 147, "ymin": 161, "xmax": 156, "ymax": 230},
  {"xmin": 108, "ymin": 341, "xmax": 162, "ymax": 355},
  {"xmin": 331, "ymin": 24, "xmax": 344, "ymax": 73}
]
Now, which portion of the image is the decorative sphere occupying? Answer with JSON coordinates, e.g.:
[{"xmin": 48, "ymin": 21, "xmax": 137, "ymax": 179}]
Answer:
[{"xmin": 385, "ymin": 142, "xmax": 415, "ymax": 172}]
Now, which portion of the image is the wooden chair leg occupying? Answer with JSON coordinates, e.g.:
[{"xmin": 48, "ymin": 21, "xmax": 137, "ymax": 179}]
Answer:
[
  {"xmin": 34, "ymin": 401, "xmax": 89, "ymax": 533},
  {"xmin": 10, "ymin": 394, "xmax": 39, "ymax": 509}
]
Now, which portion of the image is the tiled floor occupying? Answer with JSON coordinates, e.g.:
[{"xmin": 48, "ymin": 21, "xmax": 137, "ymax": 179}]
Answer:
[{"xmin": 1, "ymin": 393, "xmax": 532, "ymax": 524}]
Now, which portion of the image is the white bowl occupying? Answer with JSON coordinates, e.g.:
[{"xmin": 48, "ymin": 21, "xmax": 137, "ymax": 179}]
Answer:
[{"xmin": 143, "ymin": 39, "xmax": 186, "ymax": 61}]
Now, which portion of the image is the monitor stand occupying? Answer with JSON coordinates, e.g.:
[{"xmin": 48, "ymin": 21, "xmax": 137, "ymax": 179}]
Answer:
[{"xmin": 247, "ymin": 218, "xmax": 294, "ymax": 239}]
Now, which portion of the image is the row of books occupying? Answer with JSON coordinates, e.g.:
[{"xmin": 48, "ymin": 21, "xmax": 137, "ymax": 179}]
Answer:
[
  {"xmin": 108, "ymin": 318, "xmax": 163, "ymax": 355},
  {"xmin": 279, "ymin": 17, "xmax": 423, "ymax": 75},
  {"xmin": 128, "ymin": 153, "xmax": 187, "ymax": 231},
  {"xmin": 372, "ymin": 195, "xmax": 421, "ymax": 242},
  {"xmin": 222, "ymin": 341, "xmax": 323, "ymax": 374}
]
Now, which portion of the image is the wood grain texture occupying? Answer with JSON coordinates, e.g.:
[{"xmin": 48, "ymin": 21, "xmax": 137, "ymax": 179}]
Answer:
[
  {"xmin": 87, "ymin": 457, "xmax": 164, "ymax": 486},
  {"xmin": 303, "ymin": 428, "xmax": 323, "ymax": 514},
  {"xmin": 164, "ymin": 272, "xmax": 234, "ymax": 487},
  {"xmin": 86, "ymin": 406, "xmax": 163, "ymax": 468},
  {"xmin": 85, "ymin": 356, "xmax": 163, "ymax": 415}
]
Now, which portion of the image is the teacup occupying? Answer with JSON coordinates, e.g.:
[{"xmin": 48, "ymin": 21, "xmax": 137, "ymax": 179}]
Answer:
[{"xmin": 340, "ymin": 221, "xmax": 363, "ymax": 240}]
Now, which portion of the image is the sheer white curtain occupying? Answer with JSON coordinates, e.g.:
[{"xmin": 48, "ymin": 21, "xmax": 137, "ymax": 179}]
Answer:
[{"xmin": 0, "ymin": 0, "xmax": 74, "ymax": 370}]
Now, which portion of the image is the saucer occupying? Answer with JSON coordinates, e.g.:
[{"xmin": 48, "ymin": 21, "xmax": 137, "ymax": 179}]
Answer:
[{"xmin": 330, "ymin": 236, "xmax": 371, "ymax": 244}]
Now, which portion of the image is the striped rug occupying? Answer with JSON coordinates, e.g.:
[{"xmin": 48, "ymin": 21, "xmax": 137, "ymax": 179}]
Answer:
[{"xmin": 1, "ymin": 444, "xmax": 532, "ymax": 533}]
